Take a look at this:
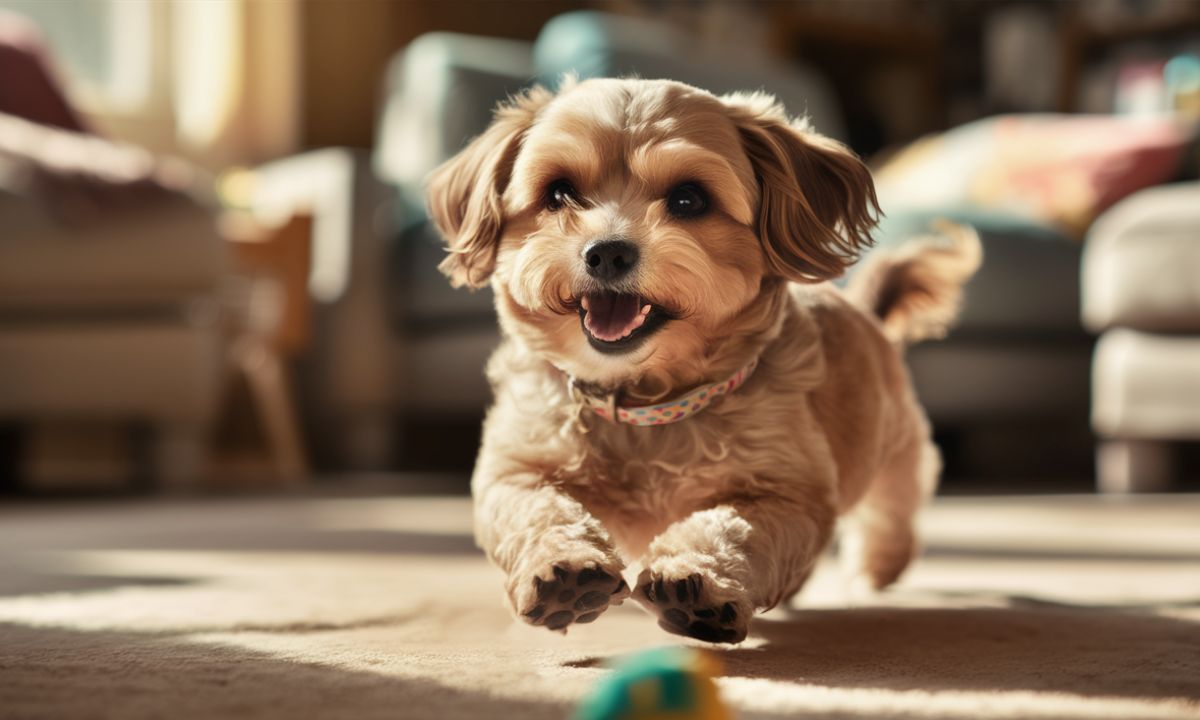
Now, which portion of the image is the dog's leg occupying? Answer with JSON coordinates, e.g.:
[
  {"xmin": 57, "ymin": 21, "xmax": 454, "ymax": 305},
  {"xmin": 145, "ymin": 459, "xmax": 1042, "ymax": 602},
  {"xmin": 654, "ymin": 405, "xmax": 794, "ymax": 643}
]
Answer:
[
  {"xmin": 474, "ymin": 476, "xmax": 631, "ymax": 633},
  {"xmin": 839, "ymin": 436, "xmax": 940, "ymax": 592},
  {"xmin": 634, "ymin": 494, "xmax": 835, "ymax": 643}
]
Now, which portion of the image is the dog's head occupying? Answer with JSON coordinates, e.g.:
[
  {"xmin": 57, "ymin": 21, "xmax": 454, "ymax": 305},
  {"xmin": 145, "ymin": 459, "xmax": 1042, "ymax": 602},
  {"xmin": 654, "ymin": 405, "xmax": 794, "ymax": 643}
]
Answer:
[{"xmin": 427, "ymin": 78, "xmax": 877, "ymax": 386}]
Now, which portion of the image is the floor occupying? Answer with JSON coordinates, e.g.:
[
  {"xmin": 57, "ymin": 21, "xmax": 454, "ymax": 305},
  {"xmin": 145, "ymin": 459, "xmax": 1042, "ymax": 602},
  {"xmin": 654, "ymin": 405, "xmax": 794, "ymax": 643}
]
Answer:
[{"xmin": 1, "ymin": 487, "xmax": 1198, "ymax": 719}]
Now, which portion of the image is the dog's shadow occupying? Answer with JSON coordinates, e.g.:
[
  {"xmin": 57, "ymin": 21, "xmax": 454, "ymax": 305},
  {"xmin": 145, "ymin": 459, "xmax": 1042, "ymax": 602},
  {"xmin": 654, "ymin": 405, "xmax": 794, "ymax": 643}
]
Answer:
[
  {"xmin": 710, "ymin": 596, "xmax": 1200, "ymax": 699},
  {"xmin": 564, "ymin": 593, "xmax": 1200, "ymax": 699}
]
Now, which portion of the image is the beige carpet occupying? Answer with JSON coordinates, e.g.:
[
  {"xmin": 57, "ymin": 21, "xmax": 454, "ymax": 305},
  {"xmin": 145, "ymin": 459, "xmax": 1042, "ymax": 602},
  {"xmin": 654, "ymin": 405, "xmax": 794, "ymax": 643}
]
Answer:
[{"xmin": 1, "ymin": 488, "xmax": 1198, "ymax": 720}]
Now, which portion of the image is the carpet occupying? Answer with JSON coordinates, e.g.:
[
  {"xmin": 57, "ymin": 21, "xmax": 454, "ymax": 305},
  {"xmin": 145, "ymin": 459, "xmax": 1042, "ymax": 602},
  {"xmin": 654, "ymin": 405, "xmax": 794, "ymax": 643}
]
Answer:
[{"xmin": 1, "ymin": 488, "xmax": 1198, "ymax": 719}]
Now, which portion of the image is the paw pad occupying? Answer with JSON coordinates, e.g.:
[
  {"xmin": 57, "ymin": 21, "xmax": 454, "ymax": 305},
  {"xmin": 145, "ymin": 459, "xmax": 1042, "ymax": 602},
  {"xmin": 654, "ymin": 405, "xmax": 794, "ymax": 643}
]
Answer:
[
  {"xmin": 521, "ymin": 563, "xmax": 629, "ymax": 633},
  {"xmin": 639, "ymin": 571, "xmax": 746, "ymax": 644}
]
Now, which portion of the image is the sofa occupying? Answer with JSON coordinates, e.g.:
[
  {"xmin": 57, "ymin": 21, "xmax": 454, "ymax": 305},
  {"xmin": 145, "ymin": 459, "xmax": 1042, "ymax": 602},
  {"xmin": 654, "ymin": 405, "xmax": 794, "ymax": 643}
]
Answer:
[
  {"xmin": 0, "ymin": 117, "xmax": 228, "ymax": 489},
  {"xmin": 1083, "ymin": 181, "xmax": 1200, "ymax": 492}
]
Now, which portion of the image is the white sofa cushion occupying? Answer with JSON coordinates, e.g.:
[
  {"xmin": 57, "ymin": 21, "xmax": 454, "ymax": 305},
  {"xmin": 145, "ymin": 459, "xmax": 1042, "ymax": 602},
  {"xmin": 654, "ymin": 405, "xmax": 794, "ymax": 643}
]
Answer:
[
  {"xmin": 1092, "ymin": 329, "xmax": 1200, "ymax": 439},
  {"xmin": 1082, "ymin": 182, "xmax": 1200, "ymax": 333},
  {"xmin": 0, "ymin": 319, "xmax": 223, "ymax": 423},
  {"xmin": 0, "ymin": 193, "xmax": 226, "ymax": 312}
]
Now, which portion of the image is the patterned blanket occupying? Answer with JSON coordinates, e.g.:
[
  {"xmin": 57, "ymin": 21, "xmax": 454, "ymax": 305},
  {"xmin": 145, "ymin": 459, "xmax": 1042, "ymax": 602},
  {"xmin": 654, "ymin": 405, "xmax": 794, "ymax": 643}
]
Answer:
[{"xmin": 875, "ymin": 114, "xmax": 1199, "ymax": 238}]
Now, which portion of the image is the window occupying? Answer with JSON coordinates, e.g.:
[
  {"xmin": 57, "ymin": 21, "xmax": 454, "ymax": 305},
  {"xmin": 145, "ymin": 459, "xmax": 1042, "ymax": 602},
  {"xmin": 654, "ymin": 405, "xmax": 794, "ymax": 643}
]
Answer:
[{"xmin": 0, "ymin": 0, "xmax": 157, "ymax": 114}]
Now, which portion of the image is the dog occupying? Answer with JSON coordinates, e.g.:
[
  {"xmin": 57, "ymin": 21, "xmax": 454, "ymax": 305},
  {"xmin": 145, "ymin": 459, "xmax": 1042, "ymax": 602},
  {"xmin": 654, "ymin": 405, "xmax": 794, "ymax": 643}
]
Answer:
[{"xmin": 426, "ymin": 77, "xmax": 981, "ymax": 644}]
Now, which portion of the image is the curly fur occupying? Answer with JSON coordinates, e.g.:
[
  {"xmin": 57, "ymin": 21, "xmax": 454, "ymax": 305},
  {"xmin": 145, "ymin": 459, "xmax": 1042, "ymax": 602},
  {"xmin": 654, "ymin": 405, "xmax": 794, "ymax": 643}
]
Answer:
[{"xmin": 426, "ymin": 78, "xmax": 978, "ymax": 643}]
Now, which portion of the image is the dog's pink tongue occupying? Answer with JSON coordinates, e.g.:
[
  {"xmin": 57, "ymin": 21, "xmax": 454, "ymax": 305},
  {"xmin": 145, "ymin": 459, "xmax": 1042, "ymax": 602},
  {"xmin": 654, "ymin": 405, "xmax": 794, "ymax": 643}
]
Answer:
[{"xmin": 584, "ymin": 293, "xmax": 644, "ymax": 341}]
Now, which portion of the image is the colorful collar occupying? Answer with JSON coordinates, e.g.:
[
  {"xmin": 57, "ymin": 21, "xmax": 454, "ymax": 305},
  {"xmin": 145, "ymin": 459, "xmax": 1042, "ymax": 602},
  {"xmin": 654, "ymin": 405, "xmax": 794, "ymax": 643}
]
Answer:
[{"xmin": 568, "ymin": 357, "xmax": 759, "ymax": 426}]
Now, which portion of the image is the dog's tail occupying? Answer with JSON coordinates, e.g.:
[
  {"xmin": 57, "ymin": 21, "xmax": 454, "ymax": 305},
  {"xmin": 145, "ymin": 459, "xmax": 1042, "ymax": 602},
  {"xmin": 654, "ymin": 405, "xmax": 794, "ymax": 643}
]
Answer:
[{"xmin": 845, "ymin": 220, "xmax": 983, "ymax": 345}]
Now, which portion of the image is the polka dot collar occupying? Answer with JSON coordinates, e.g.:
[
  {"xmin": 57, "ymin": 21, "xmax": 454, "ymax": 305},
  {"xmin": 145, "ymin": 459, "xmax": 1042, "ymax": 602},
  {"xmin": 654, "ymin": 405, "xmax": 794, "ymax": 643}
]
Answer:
[{"xmin": 569, "ymin": 357, "xmax": 759, "ymax": 426}]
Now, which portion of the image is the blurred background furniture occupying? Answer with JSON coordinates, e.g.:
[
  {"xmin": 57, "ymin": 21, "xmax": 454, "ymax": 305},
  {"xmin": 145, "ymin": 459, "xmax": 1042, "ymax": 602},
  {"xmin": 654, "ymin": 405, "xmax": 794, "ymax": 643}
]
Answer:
[
  {"xmin": 863, "ymin": 111, "xmax": 1199, "ymax": 485},
  {"xmin": 374, "ymin": 33, "xmax": 531, "ymax": 428},
  {"xmin": 2, "ymin": 0, "xmax": 1198, "ymax": 492},
  {"xmin": 866, "ymin": 210, "xmax": 1093, "ymax": 485},
  {"xmin": 0, "ymin": 117, "xmax": 321, "ymax": 491},
  {"xmin": 231, "ymin": 149, "xmax": 401, "ymax": 472},
  {"xmin": 218, "ymin": 211, "xmax": 315, "ymax": 487},
  {"xmin": 0, "ymin": 177, "xmax": 227, "ymax": 491},
  {"xmin": 1083, "ymin": 181, "xmax": 1200, "ymax": 493}
]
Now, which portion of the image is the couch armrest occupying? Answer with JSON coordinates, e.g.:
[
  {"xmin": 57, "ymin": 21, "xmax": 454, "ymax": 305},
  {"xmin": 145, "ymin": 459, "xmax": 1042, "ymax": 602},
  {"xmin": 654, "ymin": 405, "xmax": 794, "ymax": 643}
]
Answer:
[
  {"xmin": 374, "ymin": 33, "xmax": 535, "ymax": 188},
  {"xmin": 1082, "ymin": 181, "xmax": 1200, "ymax": 334}
]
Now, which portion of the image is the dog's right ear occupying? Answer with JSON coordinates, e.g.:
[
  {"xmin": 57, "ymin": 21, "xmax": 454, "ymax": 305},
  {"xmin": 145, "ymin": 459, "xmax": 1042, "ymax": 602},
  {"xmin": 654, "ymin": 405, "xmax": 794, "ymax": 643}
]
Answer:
[{"xmin": 426, "ymin": 86, "xmax": 553, "ymax": 288}]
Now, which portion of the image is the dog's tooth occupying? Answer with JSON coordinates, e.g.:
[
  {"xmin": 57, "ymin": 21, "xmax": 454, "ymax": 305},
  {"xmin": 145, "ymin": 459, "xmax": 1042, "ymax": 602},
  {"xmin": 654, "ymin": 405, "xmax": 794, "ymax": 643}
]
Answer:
[
  {"xmin": 584, "ymin": 311, "xmax": 600, "ymax": 336},
  {"xmin": 640, "ymin": 304, "xmax": 651, "ymax": 315},
  {"xmin": 618, "ymin": 312, "xmax": 647, "ymax": 339},
  {"xmin": 581, "ymin": 296, "xmax": 590, "ymax": 310}
]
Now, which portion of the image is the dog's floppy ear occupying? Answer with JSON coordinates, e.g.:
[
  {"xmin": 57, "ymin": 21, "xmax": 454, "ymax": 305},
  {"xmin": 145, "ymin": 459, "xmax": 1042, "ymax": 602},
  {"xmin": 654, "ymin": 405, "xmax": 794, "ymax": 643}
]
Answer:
[
  {"xmin": 426, "ymin": 86, "xmax": 553, "ymax": 288},
  {"xmin": 722, "ymin": 93, "xmax": 879, "ymax": 282}
]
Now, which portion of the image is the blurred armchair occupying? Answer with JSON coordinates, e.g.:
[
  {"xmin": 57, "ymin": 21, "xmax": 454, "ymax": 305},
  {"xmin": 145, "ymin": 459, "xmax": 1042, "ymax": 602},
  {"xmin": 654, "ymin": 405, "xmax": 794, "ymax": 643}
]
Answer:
[
  {"xmin": 374, "ymin": 32, "xmax": 535, "ymax": 422},
  {"xmin": 1083, "ymin": 181, "xmax": 1200, "ymax": 492},
  {"xmin": 867, "ymin": 114, "xmax": 1197, "ymax": 483},
  {"xmin": 0, "ymin": 114, "xmax": 227, "ymax": 488}
]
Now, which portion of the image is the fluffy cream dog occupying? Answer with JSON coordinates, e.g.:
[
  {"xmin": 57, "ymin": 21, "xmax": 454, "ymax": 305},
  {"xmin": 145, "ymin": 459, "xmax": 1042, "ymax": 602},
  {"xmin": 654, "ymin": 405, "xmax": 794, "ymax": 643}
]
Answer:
[{"xmin": 427, "ymin": 77, "xmax": 980, "ymax": 644}]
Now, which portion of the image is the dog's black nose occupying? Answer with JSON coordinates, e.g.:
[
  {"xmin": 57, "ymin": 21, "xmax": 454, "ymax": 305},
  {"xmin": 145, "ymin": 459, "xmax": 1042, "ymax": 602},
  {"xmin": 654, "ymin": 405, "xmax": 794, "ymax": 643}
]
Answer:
[{"xmin": 584, "ymin": 239, "xmax": 639, "ymax": 281}]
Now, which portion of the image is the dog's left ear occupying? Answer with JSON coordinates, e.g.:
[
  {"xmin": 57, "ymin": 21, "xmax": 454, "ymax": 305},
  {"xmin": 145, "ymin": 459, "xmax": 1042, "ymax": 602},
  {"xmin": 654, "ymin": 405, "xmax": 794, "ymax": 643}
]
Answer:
[
  {"xmin": 722, "ymin": 93, "xmax": 879, "ymax": 283},
  {"xmin": 427, "ymin": 86, "xmax": 553, "ymax": 288}
]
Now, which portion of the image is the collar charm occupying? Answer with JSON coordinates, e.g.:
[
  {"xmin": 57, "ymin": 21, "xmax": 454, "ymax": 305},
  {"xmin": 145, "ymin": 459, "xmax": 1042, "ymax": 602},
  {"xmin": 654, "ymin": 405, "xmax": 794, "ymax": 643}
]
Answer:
[{"xmin": 570, "ymin": 358, "xmax": 758, "ymax": 426}]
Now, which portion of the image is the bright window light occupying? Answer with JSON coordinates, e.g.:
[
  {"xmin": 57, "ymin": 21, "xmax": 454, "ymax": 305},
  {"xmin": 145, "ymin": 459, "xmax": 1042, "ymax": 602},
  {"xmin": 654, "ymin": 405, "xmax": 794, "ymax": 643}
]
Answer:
[{"xmin": 0, "ymin": 0, "xmax": 153, "ymax": 113}]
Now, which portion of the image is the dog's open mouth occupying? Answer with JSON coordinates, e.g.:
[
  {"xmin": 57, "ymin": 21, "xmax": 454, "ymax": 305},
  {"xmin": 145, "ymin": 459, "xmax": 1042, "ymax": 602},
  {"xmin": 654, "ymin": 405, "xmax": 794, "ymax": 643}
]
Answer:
[{"xmin": 578, "ymin": 291, "xmax": 669, "ymax": 354}]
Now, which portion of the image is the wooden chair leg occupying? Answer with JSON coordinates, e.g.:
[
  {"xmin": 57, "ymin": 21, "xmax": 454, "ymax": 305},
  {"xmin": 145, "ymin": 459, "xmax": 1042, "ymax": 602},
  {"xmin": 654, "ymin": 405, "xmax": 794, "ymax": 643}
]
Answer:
[
  {"xmin": 234, "ymin": 337, "xmax": 308, "ymax": 486},
  {"xmin": 1097, "ymin": 439, "xmax": 1174, "ymax": 494}
]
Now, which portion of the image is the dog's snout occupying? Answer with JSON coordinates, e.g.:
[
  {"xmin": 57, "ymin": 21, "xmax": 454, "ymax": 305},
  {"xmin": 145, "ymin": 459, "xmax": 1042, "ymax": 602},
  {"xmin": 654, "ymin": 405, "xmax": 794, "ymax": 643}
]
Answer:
[{"xmin": 584, "ymin": 239, "xmax": 639, "ymax": 281}]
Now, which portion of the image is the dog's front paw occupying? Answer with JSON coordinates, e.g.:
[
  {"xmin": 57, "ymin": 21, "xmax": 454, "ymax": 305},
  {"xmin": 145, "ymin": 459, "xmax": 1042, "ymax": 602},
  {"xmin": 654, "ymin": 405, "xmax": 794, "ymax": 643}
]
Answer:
[
  {"xmin": 635, "ymin": 566, "xmax": 750, "ymax": 644},
  {"xmin": 512, "ymin": 562, "xmax": 630, "ymax": 633}
]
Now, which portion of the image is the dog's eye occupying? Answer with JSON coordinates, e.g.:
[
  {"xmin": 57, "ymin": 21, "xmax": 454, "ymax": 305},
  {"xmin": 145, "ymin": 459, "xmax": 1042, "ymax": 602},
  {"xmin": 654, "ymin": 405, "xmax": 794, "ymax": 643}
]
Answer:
[
  {"xmin": 666, "ymin": 183, "xmax": 709, "ymax": 219},
  {"xmin": 545, "ymin": 180, "xmax": 577, "ymax": 212}
]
